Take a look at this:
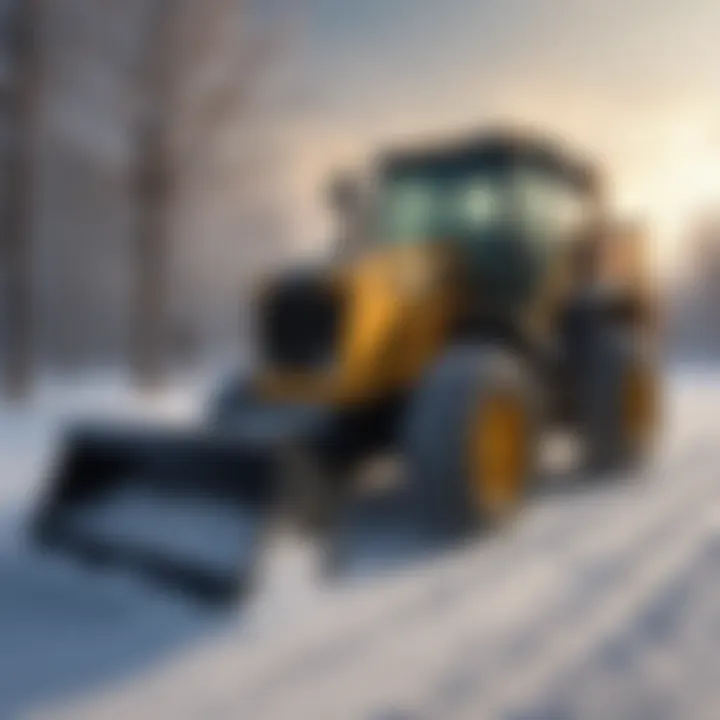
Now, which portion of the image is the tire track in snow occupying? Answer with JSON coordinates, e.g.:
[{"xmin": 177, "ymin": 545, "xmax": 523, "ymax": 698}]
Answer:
[
  {"xmin": 229, "ymin": 442, "xmax": 717, "ymax": 720},
  {"xmin": 477, "ymin": 492, "xmax": 720, "ymax": 719}
]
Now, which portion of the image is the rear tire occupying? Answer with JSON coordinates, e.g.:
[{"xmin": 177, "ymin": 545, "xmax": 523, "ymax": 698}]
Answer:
[
  {"xmin": 404, "ymin": 345, "xmax": 538, "ymax": 541},
  {"xmin": 580, "ymin": 328, "xmax": 658, "ymax": 473}
]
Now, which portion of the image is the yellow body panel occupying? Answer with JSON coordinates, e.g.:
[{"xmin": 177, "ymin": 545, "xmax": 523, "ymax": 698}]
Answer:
[
  {"xmin": 257, "ymin": 244, "xmax": 458, "ymax": 406},
  {"xmin": 255, "ymin": 226, "xmax": 655, "ymax": 408}
]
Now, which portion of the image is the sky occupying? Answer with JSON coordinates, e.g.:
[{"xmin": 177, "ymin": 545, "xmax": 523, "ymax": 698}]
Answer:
[{"xmin": 280, "ymin": 0, "xmax": 720, "ymax": 271}]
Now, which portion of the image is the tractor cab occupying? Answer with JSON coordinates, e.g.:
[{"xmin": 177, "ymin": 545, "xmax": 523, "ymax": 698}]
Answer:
[{"xmin": 372, "ymin": 132, "xmax": 602, "ymax": 306}]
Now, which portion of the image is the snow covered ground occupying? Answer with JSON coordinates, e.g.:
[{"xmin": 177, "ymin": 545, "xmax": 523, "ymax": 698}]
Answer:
[{"xmin": 1, "ymin": 368, "xmax": 720, "ymax": 719}]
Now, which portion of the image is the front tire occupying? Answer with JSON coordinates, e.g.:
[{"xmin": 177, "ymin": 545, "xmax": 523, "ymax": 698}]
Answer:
[{"xmin": 404, "ymin": 346, "xmax": 537, "ymax": 541}]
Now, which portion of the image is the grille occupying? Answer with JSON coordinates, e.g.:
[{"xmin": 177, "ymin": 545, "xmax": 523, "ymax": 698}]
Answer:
[{"xmin": 259, "ymin": 276, "xmax": 343, "ymax": 369}]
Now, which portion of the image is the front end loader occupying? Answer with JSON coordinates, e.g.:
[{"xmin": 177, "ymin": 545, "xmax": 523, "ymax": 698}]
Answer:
[{"xmin": 33, "ymin": 129, "xmax": 660, "ymax": 603}]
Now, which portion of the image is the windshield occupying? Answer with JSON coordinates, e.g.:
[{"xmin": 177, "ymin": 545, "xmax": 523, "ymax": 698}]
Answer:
[
  {"xmin": 378, "ymin": 172, "xmax": 506, "ymax": 242},
  {"xmin": 377, "ymin": 168, "xmax": 589, "ymax": 245}
]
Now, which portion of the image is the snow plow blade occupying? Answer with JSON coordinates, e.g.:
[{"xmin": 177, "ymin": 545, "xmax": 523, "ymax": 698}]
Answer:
[{"xmin": 33, "ymin": 425, "xmax": 282, "ymax": 604}]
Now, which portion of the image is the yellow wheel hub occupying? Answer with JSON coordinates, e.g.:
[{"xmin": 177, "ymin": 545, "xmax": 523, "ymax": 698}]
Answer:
[
  {"xmin": 468, "ymin": 394, "xmax": 528, "ymax": 519},
  {"xmin": 623, "ymin": 363, "xmax": 657, "ymax": 450}
]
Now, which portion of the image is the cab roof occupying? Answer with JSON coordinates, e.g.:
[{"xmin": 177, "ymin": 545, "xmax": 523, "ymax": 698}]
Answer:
[{"xmin": 380, "ymin": 128, "xmax": 601, "ymax": 197}]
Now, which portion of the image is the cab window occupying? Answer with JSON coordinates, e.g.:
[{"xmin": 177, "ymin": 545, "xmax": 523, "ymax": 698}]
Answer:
[{"xmin": 512, "ymin": 170, "xmax": 589, "ymax": 244}]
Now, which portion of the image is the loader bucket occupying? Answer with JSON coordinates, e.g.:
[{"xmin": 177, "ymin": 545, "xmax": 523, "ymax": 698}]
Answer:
[{"xmin": 33, "ymin": 424, "xmax": 282, "ymax": 604}]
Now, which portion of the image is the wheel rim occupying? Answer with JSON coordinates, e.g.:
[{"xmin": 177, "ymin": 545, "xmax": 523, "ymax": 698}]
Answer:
[
  {"xmin": 468, "ymin": 394, "xmax": 528, "ymax": 519},
  {"xmin": 623, "ymin": 363, "xmax": 657, "ymax": 451}
]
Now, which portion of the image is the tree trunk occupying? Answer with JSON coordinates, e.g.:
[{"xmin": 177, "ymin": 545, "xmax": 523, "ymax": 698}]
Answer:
[
  {"xmin": 129, "ymin": 0, "xmax": 184, "ymax": 390},
  {"xmin": 1, "ymin": 0, "xmax": 42, "ymax": 400},
  {"xmin": 132, "ymin": 119, "xmax": 170, "ymax": 389}
]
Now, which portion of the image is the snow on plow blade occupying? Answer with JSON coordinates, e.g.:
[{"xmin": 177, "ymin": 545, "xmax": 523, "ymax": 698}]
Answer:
[{"xmin": 33, "ymin": 425, "xmax": 281, "ymax": 604}]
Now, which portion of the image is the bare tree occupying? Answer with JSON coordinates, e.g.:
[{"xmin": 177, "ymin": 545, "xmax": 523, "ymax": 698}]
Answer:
[
  {"xmin": 0, "ymin": 0, "xmax": 288, "ymax": 387},
  {"xmin": 0, "ymin": 0, "xmax": 43, "ymax": 399},
  {"xmin": 131, "ymin": 0, "xmax": 274, "ymax": 387}
]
